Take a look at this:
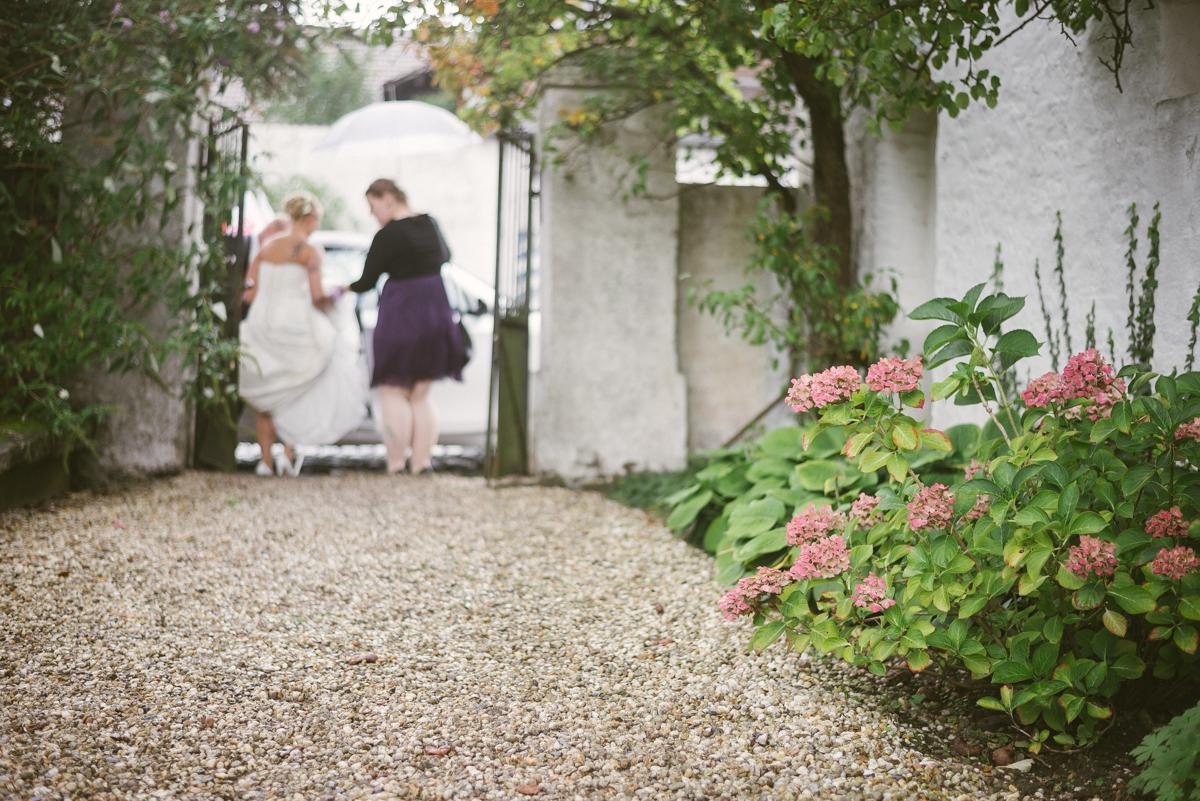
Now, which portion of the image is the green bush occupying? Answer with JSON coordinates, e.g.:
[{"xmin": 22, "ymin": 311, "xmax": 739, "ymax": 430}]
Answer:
[
  {"xmin": 709, "ymin": 281, "xmax": 1200, "ymax": 752},
  {"xmin": 1129, "ymin": 701, "xmax": 1200, "ymax": 801}
]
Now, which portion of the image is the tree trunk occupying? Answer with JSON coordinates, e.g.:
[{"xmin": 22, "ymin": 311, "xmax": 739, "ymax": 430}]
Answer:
[{"xmin": 780, "ymin": 51, "xmax": 854, "ymax": 289}]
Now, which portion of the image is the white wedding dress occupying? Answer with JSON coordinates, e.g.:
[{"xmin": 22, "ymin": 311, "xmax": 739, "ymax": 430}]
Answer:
[{"xmin": 239, "ymin": 261, "xmax": 368, "ymax": 445}]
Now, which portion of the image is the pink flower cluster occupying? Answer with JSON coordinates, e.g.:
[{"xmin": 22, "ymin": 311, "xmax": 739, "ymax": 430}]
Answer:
[
  {"xmin": 787, "ymin": 366, "xmax": 862, "ymax": 413},
  {"xmin": 1151, "ymin": 546, "xmax": 1200, "ymax": 581},
  {"xmin": 866, "ymin": 356, "xmax": 924, "ymax": 394},
  {"xmin": 1146, "ymin": 507, "xmax": 1190, "ymax": 539},
  {"xmin": 849, "ymin": 493, "xmax": 882, "ymax": 527},
  {"xmin": 964, "ymin": 459, "xmax": 986, "ymax": 481},
  {"xmin": 786, "ymin": 503, "xmax": 846, "ymax": 545},
  {"xmin": 1177, "ymin": 417, "xmax": 1200, "ymax": 442},
  {"xmin": 906, "ymin": 484, "xmax": 954, "ymax": 532},
  {"xmin": 1021, "ymin": 372, "xmax": 1062, "ymax": 408},
  {"xmin": 851, "ymin": 573, "xmax": 897, "ymax": 613},
  {"xmin": 719, "ymin": 567, "xmax": 792, "ymax": 620},
  {"xmin": 962, "ymin": 495, "xmax": 992, "ymax": 523},
  {"xmin": 789, "ymin": 535, "xmax": 851, "ymax": 580},
  {"xmin": 1021, "ymin": 350, "xmax": 1126, "ymax": 421},
  {"xmin": 1064, "ymin": 535, "xmax": 1118, "ymax": 578}
]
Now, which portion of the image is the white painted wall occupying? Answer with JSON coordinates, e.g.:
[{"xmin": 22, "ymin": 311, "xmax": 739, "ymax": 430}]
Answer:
[
  {"xmin": 854, "ymin": 2, "xmax": 1200, "ymax": 428},
  {"xmin": 249, "ymin": 123, "xmax": 499, "ymax": 286},
  {"xmin": 677, "ymin": 184, "xmax": 793, "ymax": 449},
  {"xmin": 533, "ymin": 75, "xmax": 688, "ymax": 478}
]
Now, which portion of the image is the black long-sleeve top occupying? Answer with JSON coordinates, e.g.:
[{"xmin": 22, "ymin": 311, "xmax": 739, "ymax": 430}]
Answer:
[{"xmin": 349, "ymin": 214, "xmax": 451, "ymax": 293}]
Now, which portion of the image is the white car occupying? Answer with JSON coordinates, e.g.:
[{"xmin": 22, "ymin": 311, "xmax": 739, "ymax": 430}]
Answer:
[{"xmin": 311, "ymin": 230, "xmax": 494, "ymax": 447}]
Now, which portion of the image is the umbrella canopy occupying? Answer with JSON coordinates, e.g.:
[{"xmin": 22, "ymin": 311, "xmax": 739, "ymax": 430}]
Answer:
[{"xmin": 313, "ymin": 101, "xmax": 481, "ymax": 156}]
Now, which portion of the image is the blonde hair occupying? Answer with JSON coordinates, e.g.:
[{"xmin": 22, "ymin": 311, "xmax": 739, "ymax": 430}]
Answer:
[{"xmin": 283, "ymin": 191, "xmax": 323, "ymax": 221}]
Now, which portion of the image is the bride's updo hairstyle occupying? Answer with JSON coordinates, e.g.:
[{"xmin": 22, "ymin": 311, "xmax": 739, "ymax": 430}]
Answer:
[
  {"xmin": 366, "ymin": 179, "xmax": 406, "ymax": 205},
  {"xmin": 283, "ymin": 191, "xmax": 323, "ymax": 221}
]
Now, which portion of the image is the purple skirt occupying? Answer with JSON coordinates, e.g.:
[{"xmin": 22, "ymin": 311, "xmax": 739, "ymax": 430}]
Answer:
[{"xmin": 371, "ymin": 274, "xmax": 465, "ymax": 388}]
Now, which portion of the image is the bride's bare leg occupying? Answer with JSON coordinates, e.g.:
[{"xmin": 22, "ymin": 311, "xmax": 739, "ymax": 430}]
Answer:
[
  {"xmin": 379, "ymin": 385, "xmax": 414, "ymax": 473},
  {"xmin": 255, "ymin": 412, "xmax": 277, "ymax": 470},
  {"xmin": 408, "ymin": 380, "xmax": 438, "ymax": 473}
]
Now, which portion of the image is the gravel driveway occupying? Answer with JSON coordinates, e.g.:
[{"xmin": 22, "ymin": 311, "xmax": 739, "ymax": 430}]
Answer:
[{"xmin": 0, "ymin": 473, "xmax": 1010, "ymax": 801}]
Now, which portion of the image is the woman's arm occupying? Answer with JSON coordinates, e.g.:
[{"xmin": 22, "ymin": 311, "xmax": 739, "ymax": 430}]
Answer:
[
  {"xmin": 304, "ymin": 244, "xmax": 336, "ymax": 310},
  {"xmin": 348, "ymin": 226, "xmax": 391, "ymax": 293},
  {"xmin": 242, "ymin": 252, "xmax": 262, "ymax": 305}
]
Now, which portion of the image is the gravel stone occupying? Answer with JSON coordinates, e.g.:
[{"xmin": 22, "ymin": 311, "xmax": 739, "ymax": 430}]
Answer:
[{"xmin": 0, "ymin": 473, "xmax": 1010, "ymax": 800}]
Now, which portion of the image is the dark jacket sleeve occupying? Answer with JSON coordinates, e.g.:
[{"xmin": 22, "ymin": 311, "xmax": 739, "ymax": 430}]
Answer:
[{"xmin": 350, "ymin": 228, "xmax": 391, "ymax": 293}]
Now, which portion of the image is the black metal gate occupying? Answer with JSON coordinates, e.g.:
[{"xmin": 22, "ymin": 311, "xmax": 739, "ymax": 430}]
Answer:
[
  {"xmin": 485, "ymin": 132, "xmax": 539, "ymax": 478},
  {"xmin": 192, "ymin": 117, "xmax": 250, "ymax": 472}
]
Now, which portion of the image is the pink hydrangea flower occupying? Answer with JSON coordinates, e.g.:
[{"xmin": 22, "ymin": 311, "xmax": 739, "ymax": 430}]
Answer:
[
  {"xmin": 1146, "ymin": 507, "xmax": 1189, "ymax": 539},
  {"xmin": 786, "ymin": 503, "xmax": 846, "ymax": 545},
  {"xmin": 1151, "ymin": 546, "xmax": 1200, "ymax": 581},
  {"xmin": 789, "ymin": 535, "xmax": 851, "ymax": 580},
  {"xmin": 787, "ymin": 366, "xmax": 862, "ymax": 413},
  {"xmin": 1176, "ymin": 417, "xmax": 1200, "ymax": 442},
  {"xmin": 962, "ymin": 495, "xmax": 991, "ymax": 523},
  {"xmin": 963, "ymin": 459, "xmax": 986, "ymax": 481},
  {"xmin": 247, "ymin": 21, "xmax": 261, "ymax": 32},
  {"xmin": 906, "ymin": 484, "xmax": 954, "ymax": 532},
  {"xmin": 1058, "ymin": 349, "xmax": 1126, "ymax": 420},
  {"xmin": 866, "ymin": 356, "xmax": 923, "ymax": 394},
  {"xmin": 1021, "ymin": 372, "xmax": 1062, "ymax": 408},
  {"xmin": 849, "ymin": 493, "xmax": 882, "ymax": 527},
  {"xmin": 719, "ymin": 567, "xmax": 792, "ymax": 620},
  {"xmin": 1064, "ymin": 535, "xmax": 1118, "ymax": 579},
  {"xmin": 851, "ymin": 573, "xmax": 897, "ymax": 613}
]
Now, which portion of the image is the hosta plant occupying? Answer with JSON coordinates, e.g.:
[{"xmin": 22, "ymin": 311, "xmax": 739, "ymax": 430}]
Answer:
[{"xmin": 723, "ymin": 283, "xmax": 1200, "ymax": 751}]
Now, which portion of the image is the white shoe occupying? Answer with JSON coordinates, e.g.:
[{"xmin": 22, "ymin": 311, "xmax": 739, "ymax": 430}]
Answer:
[
  {"xmin": 274, "ymin": 452, "xmax": 294, "ymax": 477},
  {"xmin": 289, "ymin": 453, "xmax": 305, "ymax": 477},
  {"xmin": 255, "ymin": 460, "xmax": 274, "ymax": 477}
]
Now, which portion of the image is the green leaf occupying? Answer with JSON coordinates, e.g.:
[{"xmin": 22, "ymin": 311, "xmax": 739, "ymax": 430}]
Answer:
[
  {"xmin": 732, "ymin": 527, "xmax": 789, "ymax": 561},
  {"xmin": 993, "ymin": 660, "xmax": 1033, "ymax": 683},
  {"xmin": 1059, "ymin": 693, "xmax": 1086, "ymax": 723},
  {"xmin": 1031, "ymin": 643, "xmax": 1059, "ymax": 677},
  {"xmin": 1073, "ymin": 581, "xmax": 1106, "ymax": 610},
  {"xmin": 1090, "ymin": 418, "xmax": 1116, "ymax": 443},
  {"xmin": 892, "ymin": 424, "xmax": 920, "ymax": 451},
  {"xmin": 918, "ymin": 429, "xmax": 953, "ymax": 451},
  {"xmin": 844, "ymin": 431, "xmax": 873, "ymax": 459},
  {"xmin": 666, "ymin": 489, "xmax": 713, "ymax": 532},
  {"xmin": 1102, "ymin": 609, "xmax": 1128, "ymax": 637},
  {"xmin": 960, "ymin": 478, "xmax": 1003, "ymax": 496},
  {"xmin": 850, "ymin": 544, "xmax": 873, "ymax": 569},
  {"xmin": 930, "ymin": 377, "xmax": 962, "ymax": 401},
  {"xmin": 1110, "ymin": 402, "xmax": 1132, "ymax": 433},
  {"xmin": 1043, "ymin": 616, "xmax": 1064, "ymax": 644},
  {"xmin": 887, "ymin": 453, "xmax": 908, "ymax": 482},
  {"xmin": 977, "ymin": 696, "xmax": 1006, "ymax": 711},
  {"xmin": 1174, "ymin": 625, "xmax": 1199, "ymax": 654},
  {"xmin": 1108, "ymin": 584, "xmax": 1156, "ymax": 614},
  {"xmin": 909, "ymin": 298, "xmax": 962, "ymax": 323},
  {"xmin": 860, "ymin": 450, "xmax": 891, "ymax": 472},
  {"xmin": 1122, "ymin": 464, "xmax": 1156, "ymax": 497},
  {"xmin": 923, "ymin": 324, "xmax": 967, "ymax": 355},
  {"xmin": 1109, "ymin": 653, "xmax": 1146, "ymax": 679},
  {"xmin": 1068, "ymin": 512, "xmax": 1107, "ymax": 536},
  {"xmin": 907, "ymin": 650, "xmax": 931, "ymax": 672},
  {"xmin": 749, "ymin": 620, "xmax": 786, "ymax": 652},
  {"xmin": 1181, "ymin": 596, "xmax": 1200, "ymax": 620},
  {"xmin": 993, "ymin": 329, "xmax": 1041, "ymax": 359}
]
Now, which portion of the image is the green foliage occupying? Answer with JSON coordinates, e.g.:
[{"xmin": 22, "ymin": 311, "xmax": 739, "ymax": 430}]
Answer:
[
  {"xmin": 1129, "ymin": 702, "xmax": 1200, "ymax": 801},
  {"xmin": 689, "ymin": 202, "xmax": 901, "ymax": 372},
  {"xmin": 1, "ymin": 0, "xmax": 310, "ymax": 446},
  {"xmin": 1127, "ymin": 202, "xmax": 1163, "ymax": 371},
  {"xmin": 606, "ymin": 459, "xmax": 709, "ymax": 519},
  {"xmin": 715, "ymin": 276, "xmax": 1200, "ymax": 751},
  {"xmin": 265, "ymin": 46, "xmax": 372, "ymax": 126}
]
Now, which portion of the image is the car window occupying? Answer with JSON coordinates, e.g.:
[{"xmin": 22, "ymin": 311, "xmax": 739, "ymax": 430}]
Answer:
[{"xmin": 320, "ymin": 247, "xmax": 369, "ymax": 287}]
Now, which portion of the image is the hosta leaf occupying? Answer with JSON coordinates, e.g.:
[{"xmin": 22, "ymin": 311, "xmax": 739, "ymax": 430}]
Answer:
[{"xmin": 666, "ymin": 490, "xmax": 713, "ymax": 532}]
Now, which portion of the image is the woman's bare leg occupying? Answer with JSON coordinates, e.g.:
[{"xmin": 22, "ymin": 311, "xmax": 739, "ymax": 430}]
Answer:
[
  {"xmin": 255, "ymin": 412, "xmax": 277, "ymax": 471},
  {"xmin": 379, "ymin": 385, "xmax": 414, "ymax": 473},
  {"xmin": 408, "ymin": 380, "xmax": 438, "ymax": 473}
]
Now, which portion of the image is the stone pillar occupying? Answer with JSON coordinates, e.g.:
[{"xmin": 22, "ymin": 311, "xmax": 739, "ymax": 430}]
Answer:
[
  {"xmin": 61, "ymin": 100, "xmax": 199, "ymax": 485},
  {"xmin": 533, "ymin": 68, "xmax": 688, "ymax": 478}
]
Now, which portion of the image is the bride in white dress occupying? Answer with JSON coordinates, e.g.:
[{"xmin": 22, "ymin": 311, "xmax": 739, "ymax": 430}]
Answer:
[{"xmin": 239, "ymin": 193, "xmax": 368, "ymax": 476}]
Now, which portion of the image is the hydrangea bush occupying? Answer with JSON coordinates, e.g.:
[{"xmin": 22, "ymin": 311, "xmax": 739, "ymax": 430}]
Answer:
[{"xmin": 722, "ymin": 283, "xmax": 1200, "ymax": 751}]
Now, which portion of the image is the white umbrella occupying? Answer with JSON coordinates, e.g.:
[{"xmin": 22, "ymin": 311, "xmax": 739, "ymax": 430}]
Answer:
[{"xmin": 312, "ymin": 101, "xmax": 481, "ymax": 156}]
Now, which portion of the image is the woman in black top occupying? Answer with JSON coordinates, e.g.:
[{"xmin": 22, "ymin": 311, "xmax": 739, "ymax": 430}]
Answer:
[{"xmin": 345, "ymin": 179, "xmax": 464, "ymax": 474}]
